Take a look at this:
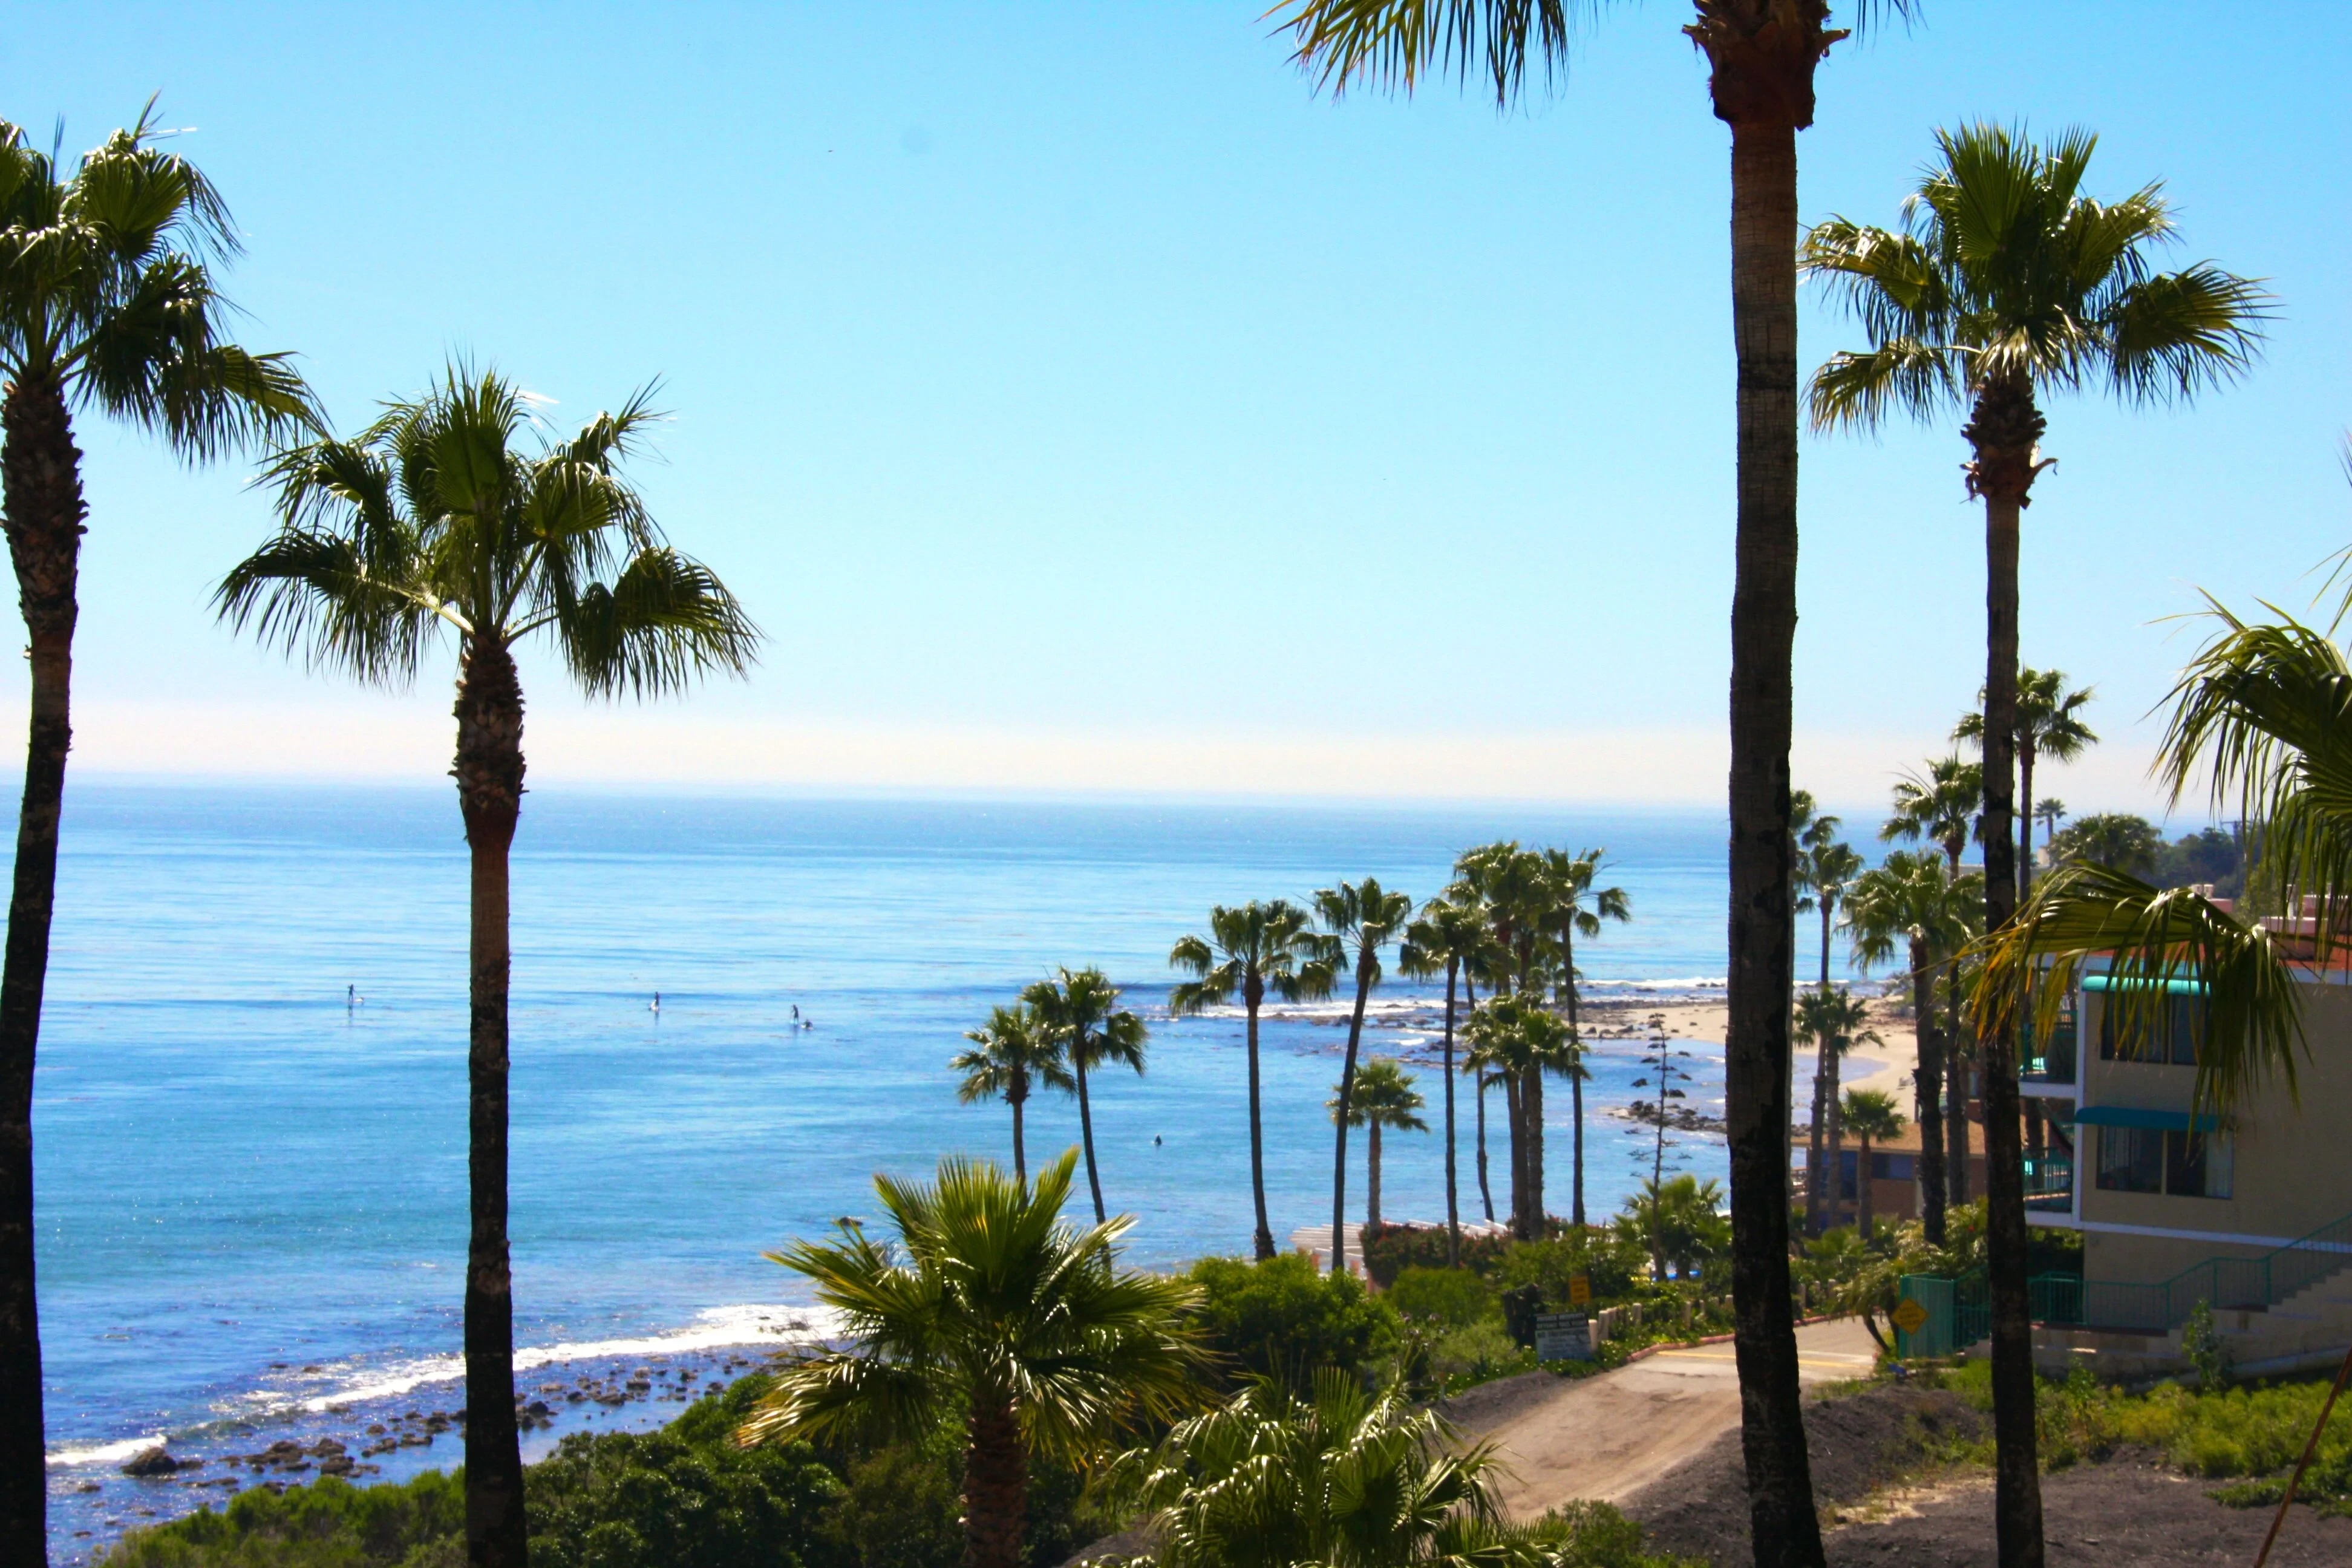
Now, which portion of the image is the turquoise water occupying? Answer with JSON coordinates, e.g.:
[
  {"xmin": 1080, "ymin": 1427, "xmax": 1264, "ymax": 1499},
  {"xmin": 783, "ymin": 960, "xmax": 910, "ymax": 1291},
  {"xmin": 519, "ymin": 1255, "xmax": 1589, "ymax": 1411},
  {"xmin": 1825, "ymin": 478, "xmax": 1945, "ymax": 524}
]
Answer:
[{"xmin": 34, "ymin": 783, "xmax": 1755, "ymax": 1546}]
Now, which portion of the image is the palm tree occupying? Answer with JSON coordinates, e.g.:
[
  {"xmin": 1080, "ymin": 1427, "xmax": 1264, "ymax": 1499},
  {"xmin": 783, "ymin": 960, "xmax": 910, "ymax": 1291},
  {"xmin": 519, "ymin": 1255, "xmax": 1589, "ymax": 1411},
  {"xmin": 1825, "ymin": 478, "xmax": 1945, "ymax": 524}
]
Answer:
[
  {"xmin": 2047, "ymin": 812, "xmax": 2164, "ymax": 879},
  {"xmin": 1275, "ymin": 8, "xmax": 1911, "ymax": 1560},
  {"xmin": 1460, "ymin": 995, "xmax": 1572, "ymax": 1241},
  {"xmin": 1448, "ymin": 843, "xmax": 1559, "ymax": 1220},
  {"xmin": 2034, "ymin": 797, "xmax": 2067, "ymax": 857},
  {"xmin": 1958, "ymin": 668, "xmax": 2097, "ymax": 894},
  {"xmin": 1882, "ymin": 755, "xmax": 1982, "ymax": 877},
  {"xmin": 1307, "ymin": 878, "xmax": 1414, "ymax": 1276},
  {"xmin": 1169, "ymin": 901, "xmax": 1334, "ymax": 1260},
  {"xmin": 218, "ymin": 366, "xmax": 754, "ymax": 1567},
  {"xmin": 1794, "ymin": 988, "xmax": 1879, "ymax": 1235},
  {"xmin": 0, "ymin": 110, "xmax": 312, "ymax": 1538},
  {"xmin": 1118, "ymin": 1369, "xmax": 1526, "ymax": 1568},
  {"xmin": 1794, "ymin": 817, "xmax": 1864, "ymax": 993},
  {"xmin": 1399, "ymin": 897, "xmax": 1498, "ymax": 1264},
  {"xmin": 1540, "ymin": 848, "xmax": 1630, "ymax": 1226},
  {"xmin": 1793, "ymin": 818, "xmax": 1864, "ymax": 1227},
  {"xmin": 743, "ymin": 1152, "xmax": 1201, "ymax": 1568},
  {"xmin": 1839, "ymin": 1088, "xmax": 1904, "ymax": 1242},
  {"xmin": 1809, "ymin": 126, "xmax": 2268, "ymax": 1566},
  {"xmin": 1021, "ymin": 966, "xmax": 1148, "ymax": 1226},
  {"xmin": 1843, "ymin": 851, "xmax": 1976, "ymax": 1246},
  {"xmin": 953, "ymin": 1004, "xmax": 1073, "ymax": 1186},
  {"xmin": 1329, "ymin": 1057, "xmax": 1427, "ymax": 1234}
]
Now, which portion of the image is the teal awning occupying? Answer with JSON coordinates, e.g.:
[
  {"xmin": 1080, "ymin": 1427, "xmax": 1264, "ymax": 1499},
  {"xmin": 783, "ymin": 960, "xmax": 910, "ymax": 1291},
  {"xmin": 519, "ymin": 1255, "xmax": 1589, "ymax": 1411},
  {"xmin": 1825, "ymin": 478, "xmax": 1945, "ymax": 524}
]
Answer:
[
  {"xmin": 2074, "ymin": 1104, "xmax": 2225, "ymax": 1133},
  {"xmin": 2084, "ymin": 973, "xmax": 2207, "ymax": 996}
]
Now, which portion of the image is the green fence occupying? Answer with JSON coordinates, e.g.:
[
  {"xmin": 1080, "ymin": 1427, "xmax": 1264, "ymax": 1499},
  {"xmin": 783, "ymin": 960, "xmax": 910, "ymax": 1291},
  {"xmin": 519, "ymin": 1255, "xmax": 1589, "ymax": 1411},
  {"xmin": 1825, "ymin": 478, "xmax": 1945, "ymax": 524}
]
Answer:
[{"xmin": 1895, "ymin": 1273, "xmax": 1990, "ymax": 1357}]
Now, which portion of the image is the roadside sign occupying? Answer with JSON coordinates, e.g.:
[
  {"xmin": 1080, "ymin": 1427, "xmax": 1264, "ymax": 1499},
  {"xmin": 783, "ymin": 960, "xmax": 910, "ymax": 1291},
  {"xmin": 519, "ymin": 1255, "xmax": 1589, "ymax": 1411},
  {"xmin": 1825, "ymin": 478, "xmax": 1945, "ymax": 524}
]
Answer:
[
  {"xmin": 1535, "ymin": 1311, "xmax": 1593, "ymax": 1363},
  {"xmin": 1891, "ymin": 1298, "xmax": 1929, "ymax": 1335},
  {"xmin": 1567, "ymin": 1273, "xmax": 1592, "ymax": 1307}
]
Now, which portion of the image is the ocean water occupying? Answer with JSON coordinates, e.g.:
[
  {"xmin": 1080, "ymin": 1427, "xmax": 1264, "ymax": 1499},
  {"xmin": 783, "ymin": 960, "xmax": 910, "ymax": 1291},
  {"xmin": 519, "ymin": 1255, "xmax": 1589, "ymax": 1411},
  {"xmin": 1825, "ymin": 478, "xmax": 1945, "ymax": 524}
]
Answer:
[{"xmin": 34, "ymin": 783, "xmax": 1751, "ymax": 1551}]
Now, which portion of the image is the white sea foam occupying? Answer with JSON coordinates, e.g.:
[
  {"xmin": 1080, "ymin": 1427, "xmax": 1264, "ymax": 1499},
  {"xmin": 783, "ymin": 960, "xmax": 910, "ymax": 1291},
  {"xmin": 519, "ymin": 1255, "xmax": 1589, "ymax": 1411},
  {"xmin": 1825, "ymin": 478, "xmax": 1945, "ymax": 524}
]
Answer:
[
  {"xmin": 47, "ymin": 1302, "xmax": 842, "ymax": 1466},
  {"xmin": 47, "ymin": 1434, "xmax": 167, "ymax": 1469}
]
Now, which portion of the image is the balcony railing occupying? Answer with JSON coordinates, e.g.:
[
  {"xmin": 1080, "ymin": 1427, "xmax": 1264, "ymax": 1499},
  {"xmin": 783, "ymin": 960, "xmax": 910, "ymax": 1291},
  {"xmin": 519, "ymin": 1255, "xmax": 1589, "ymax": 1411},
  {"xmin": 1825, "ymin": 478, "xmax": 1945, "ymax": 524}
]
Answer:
[{"xmin": 2023, "ymin": 1154, "xmax": 2073, "ymax": 1212}]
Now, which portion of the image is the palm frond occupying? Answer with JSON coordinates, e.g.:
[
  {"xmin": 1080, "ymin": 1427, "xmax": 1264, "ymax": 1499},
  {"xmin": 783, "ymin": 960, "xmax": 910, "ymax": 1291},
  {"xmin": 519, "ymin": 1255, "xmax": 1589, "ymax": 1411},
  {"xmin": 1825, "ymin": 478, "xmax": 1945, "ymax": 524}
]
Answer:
[
  {"xmin": 1272, "ymin": 0, "xmax": 1589, "ymax": 106},
  {"xmin": 1970, "ymin": 861, "xmax": 2305, "ymax": 1116},
  {"xmin": 2099, "ymin": 262, "xmax": 2271, "ymax": 406},
  {"xmin": 554, "ymin": 546, "xmax": 760, "ymax": 699}
]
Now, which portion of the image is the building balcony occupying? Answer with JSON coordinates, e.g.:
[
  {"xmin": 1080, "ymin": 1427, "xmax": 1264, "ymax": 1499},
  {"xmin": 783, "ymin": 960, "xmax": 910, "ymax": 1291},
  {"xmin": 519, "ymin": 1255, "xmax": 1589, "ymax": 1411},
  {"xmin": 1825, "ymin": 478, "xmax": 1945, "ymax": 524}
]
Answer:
[{"xmin": 2022, "ymin": 1021, "xmax": 2077, "ymax": 1088}]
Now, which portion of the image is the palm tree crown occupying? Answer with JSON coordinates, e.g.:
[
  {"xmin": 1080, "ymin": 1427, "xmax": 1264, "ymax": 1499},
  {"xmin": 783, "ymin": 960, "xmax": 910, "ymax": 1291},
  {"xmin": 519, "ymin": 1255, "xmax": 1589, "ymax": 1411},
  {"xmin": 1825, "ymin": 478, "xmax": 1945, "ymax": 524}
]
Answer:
[
  {"xmin": 1803, "ymin": 123, "xmax": 2267, "ymax": 434},
  {"xmin": 1882, "ymin": 756, "xmax": 1983, "ymax": 874},
  {"xmin": 219, "ymin": 367, "xmax": 757, "ymax": 695},
  {"xmin": 743, "ymin": 1152, "xmax": 1201, "ymax": 1568}
]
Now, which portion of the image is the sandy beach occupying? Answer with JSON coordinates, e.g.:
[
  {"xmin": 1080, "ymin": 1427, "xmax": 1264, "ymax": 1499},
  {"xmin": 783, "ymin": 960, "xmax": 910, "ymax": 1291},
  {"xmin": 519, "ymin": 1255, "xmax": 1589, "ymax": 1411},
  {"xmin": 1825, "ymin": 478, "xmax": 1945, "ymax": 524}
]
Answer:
[{"xmin": 1578, "ymin": 988, "xmax": 1914, "ymax": 1125}]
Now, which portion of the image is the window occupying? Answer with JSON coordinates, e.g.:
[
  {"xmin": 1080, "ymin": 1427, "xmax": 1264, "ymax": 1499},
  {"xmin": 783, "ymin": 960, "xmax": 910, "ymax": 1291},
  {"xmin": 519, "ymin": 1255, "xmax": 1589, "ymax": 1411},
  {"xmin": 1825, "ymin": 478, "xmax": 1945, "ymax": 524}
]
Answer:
[
  {"xmin": 2096, "ymin": 1126, "xmax": 2163, "ymax": 1192},
  {"xmin": 2097, "ymin": 993, "xmax": 2201, "ymax": 1065},
  {"xmin": 2094, "ymin": 1127, "xmax": 2232, "ymax": 1198},
  {"xmin": 1871, "ymin": 1153, "xmax": 1915, "ymax": 1181}
]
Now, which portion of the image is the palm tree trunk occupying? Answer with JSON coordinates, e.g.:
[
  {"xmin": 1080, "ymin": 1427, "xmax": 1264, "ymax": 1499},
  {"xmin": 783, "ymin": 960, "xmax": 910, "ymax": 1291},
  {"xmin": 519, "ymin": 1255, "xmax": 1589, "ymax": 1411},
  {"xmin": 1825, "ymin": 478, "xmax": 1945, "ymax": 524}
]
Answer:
[
  {"xmin": 1328, "ymin": 953, "xmax": 1373, "ymax": 1276},
  {"xmin": 1967, "ymin": 370, "xmax": 2049, "ymax": 1568},
  {"xmin": 2018, "ymin": 744, "xmax": 2037, "ymax": 897},
  {"xmin": 1442, "ymin": 961, "xmax": 1460, "ymax": 1266},
  {"xmin": 1946, "ymin": 975, "xmax": 1971, "ymax": 1206},
  {"xmin": 1823, "ymin": 1051, "xmax": 1844, "ymax": 1229},
  {"xmin": 1570, "ymin": 1065, "xmax": 1586, "ymax": 1232},
  {"xmin": 1912, "ymin": 950, "xmax": 1949, "ymax": 1246},
  {"xmin": 1367, "ymin": 1121, "xmax": 1383, "ymax": 1233},
  {"xmin": 1468, "ymin": 975, "xmax": 1494, "ymax": 1223},
  {"xmin": 1524, "ymin": 1067, "xmax": 1546, "ymax": 1236},
  {"xmin": 1820, "ymin": 898, "xmax": 1835, "ymax": 991},
  {"xmin": 1011, "ymin": 1091, "xmax": 1027, "ymax": 1187},
  {"xmin": 0, "ymin": 369, "xmax": 84, "ymax": 1560},
  {"xmin": 1074, "ymin": 1055, "xmax": 1105, "ymax": 1225},
  {"xmin": 1704, "ymin": 22, "xmax": 1833, "ymax": 1562},
  {"xmin": 1563, "ymin": 930, "xmax": 1586, "ymax": 1227},
  {"xmin": 1804, "ymin": 1063, "xmax": 1828, "ymax": 1235},
  {"xmin": 454, "ymin": 638, "xmax": 528, "ymax": 1568},
  {"xmin": 1857, "ymin": 1134, "xmax": 1875, "ymax": 1242},
  {"xmin": 1246, "ymin": 987, "xmax": 1274, "ymax": 1260},
  {"xmin": 1501, "ymin": 1071, "xmax": 1526, "ymax": 1240},
  {"xmin": 962, "ymin": 1396, "xmax": 1028, "ymax": 1568}
]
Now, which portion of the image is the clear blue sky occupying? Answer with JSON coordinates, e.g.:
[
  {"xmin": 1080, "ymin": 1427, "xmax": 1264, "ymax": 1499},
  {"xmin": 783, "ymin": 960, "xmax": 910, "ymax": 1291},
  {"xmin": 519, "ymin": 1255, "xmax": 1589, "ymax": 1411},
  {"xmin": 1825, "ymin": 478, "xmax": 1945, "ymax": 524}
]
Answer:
[{"xmin": 8, "ymin": 2, "xmax": 2346, "ymax": 817}]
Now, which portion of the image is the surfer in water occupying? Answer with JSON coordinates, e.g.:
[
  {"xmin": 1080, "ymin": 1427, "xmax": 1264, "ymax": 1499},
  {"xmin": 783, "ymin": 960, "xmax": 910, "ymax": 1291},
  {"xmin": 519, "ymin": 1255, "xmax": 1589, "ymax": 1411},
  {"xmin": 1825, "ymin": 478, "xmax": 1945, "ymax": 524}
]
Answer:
[{"xmin": 650, "ymin": 991, "xmax": 661, "ymax": 1016}]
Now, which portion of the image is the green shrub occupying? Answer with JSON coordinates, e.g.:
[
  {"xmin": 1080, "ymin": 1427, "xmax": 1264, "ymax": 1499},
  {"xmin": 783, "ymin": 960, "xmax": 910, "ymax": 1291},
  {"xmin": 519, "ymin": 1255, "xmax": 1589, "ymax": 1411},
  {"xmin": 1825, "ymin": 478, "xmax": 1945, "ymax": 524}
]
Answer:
[
  {"xmin": 1184, "ymin": 1253, "xmax": 1396, "ymax": 1388},
  {"xmin": 1494, "ymin": 1230, "xmax": 1647, "ymax": 1309},
  {"xmin": 1429, "ymin": 1321, "xmax": 1526, "ymax": 1390},
  {"xmin": 1532, "ymin": 1500, "xmax": 1702, "ymax": 1568},
  {"xmin": 102, "ymin": 1471, "xmax": 467, "ymax": 1568},
  {"xmin": 1385, "ymin": 1267, "xmax": 1493, "ymax": 1330},
  {"xmin": 1359, "ymin": 1223, "xmax": 1509, "ymax": 1287}
]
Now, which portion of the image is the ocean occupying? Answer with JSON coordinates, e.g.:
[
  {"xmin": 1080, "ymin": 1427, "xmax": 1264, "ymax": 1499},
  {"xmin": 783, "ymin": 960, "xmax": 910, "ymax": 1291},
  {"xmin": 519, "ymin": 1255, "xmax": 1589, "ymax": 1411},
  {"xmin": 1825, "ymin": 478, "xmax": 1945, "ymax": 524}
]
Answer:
[{"xmin": 34, "ymin": 783, "xmax": 1762, "ymax": 1555}]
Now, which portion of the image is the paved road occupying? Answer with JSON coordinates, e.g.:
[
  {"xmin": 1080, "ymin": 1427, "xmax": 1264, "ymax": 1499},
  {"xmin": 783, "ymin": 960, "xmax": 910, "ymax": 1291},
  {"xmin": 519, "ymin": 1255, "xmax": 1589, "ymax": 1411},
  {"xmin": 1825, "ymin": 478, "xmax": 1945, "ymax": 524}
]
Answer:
[{"xmin": 1462, "ymin": 1317, "xmax": 1881, "ymax": 1517}]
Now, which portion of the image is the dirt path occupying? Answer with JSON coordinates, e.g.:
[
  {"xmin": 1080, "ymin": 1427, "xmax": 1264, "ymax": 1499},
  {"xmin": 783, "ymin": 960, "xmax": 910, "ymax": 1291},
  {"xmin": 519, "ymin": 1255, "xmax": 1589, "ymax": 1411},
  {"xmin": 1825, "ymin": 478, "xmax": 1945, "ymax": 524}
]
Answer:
[{"xmin": 1447, "ymin": 1317, "xmax": 1880, "ymax": 1515}]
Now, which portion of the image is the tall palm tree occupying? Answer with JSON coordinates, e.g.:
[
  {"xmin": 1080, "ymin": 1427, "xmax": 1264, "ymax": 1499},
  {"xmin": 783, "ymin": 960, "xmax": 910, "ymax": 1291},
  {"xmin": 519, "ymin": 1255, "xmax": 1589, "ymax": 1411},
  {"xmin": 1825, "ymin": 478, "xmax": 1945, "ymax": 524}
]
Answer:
[
  {"xmin": 1957, "ymin": 668, "xmax": 2097, "ymax": 894},
  {"xmin": 1843, "ymin": 850, "xmax": 1976, "ymax": 1246},
  {"xmin": 1330, "ymin": 1057, "xmax": 1427, "ymax": 1233},
  {"xmin": 1793, "ymin": 818, "xmax": 1864, "ymax": 1223},
  {"xmin": 1448, "ymin": 844, "xmax": 1553, "ymax": 1219},
  {"xmin": 953, "ymin": 1004, "xmax": 1074, "ymax": 1186},
  {"xmin": 1169, "ymin": 901, "xmax": 1334, "ymax": 1260},
  {"xmin": 1399, "ymin": 897, "xmax": 1498, "ymax": 1264},
  {"xmin": 1793, "ymin": 987, "xmax": 1878, "ymax": 1235},
  {"xmin": 1460, "ymin": 995, "xmax": 1572, "ymax": 1242},
  {"xmin": 1306, "ymin": 878, "xmax": 1413, "ymax": 1276},
  {"xmin": 1540, "ymin": 848, "xmax": 1630, "ymax": 1227},
  {"xmin": 1838, "ymin": 1088, "xmax": 1904, "ymax": 1242},
  {"xmin": 743, "ymin": 1152, "xmax": 1201, "ymax": 1568},
  {"xmin": 0, "ymin": 110, "xmax": 311, "ymax": 1541},
  {"xmin": 1882, "ymin": 755, "xmax": 1982, "ymax": 877},
  {"xmin": 1274, "ymin": 10, "xmax": 1910, "ymax": 1553},
  {"xmin": 1809, "ymin": 126, "xmax": 2267, "ymax": 1567},
  {"xmin": 2034, "ymin": 797, "xmax": 2067, "ymax": 852},
  {"xmin": 218, "ymin": 368, "xmax": 754, "ymax": 1567},
  {"xmin": 1021, "ymin": 966, "xmax": 1148, "ymax": 1226},
  {"xmin": 1794, "ymin": 817, "xmax": 1864, "ymax": 993}
]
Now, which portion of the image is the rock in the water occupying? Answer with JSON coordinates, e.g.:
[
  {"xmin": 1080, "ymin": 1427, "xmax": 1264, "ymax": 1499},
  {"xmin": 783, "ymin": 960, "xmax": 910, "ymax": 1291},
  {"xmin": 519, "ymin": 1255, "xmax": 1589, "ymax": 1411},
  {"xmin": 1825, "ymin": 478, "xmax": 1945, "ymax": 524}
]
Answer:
[{"xmin": 120, "ymin": 1448, "xmax": 181, "ymax": 1477}]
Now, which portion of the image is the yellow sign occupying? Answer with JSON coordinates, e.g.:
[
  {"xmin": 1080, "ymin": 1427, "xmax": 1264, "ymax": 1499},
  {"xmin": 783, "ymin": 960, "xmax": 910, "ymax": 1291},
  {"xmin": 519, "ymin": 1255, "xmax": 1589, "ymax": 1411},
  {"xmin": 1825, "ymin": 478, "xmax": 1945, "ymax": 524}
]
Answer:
[
  {"xmin": 1891, "ymin": 1298, "xmax": 1930, "ymax": 1335},
  {"xmin": 1567, "ymin": 1273, "xmax": 1592, "ymax": 1307}
]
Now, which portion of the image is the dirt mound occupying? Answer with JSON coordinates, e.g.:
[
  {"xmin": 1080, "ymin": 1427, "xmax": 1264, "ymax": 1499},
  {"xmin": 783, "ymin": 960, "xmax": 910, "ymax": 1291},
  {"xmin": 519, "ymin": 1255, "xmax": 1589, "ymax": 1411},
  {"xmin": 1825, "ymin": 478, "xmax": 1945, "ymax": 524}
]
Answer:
[{"xmin": 1620, "ymin": 1382, "xmax": 1983, "ymax": 1565}]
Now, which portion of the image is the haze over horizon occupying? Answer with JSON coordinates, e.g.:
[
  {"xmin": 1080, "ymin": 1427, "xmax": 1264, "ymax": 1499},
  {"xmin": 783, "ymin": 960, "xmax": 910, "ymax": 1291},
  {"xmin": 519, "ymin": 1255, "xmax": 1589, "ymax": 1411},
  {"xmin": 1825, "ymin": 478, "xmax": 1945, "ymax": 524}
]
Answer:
[{"xmin": 8, "ymin": 2, "xmax": 2347, "ymax": 819}]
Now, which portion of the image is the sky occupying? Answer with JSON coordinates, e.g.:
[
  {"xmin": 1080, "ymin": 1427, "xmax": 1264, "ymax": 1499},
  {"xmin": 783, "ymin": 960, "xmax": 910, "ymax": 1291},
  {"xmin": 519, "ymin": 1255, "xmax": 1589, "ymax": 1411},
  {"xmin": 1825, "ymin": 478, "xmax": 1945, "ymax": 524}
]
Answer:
[{"xmin": 5, "ymin": 2, "xmax": 2347, "ymax": 820}]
